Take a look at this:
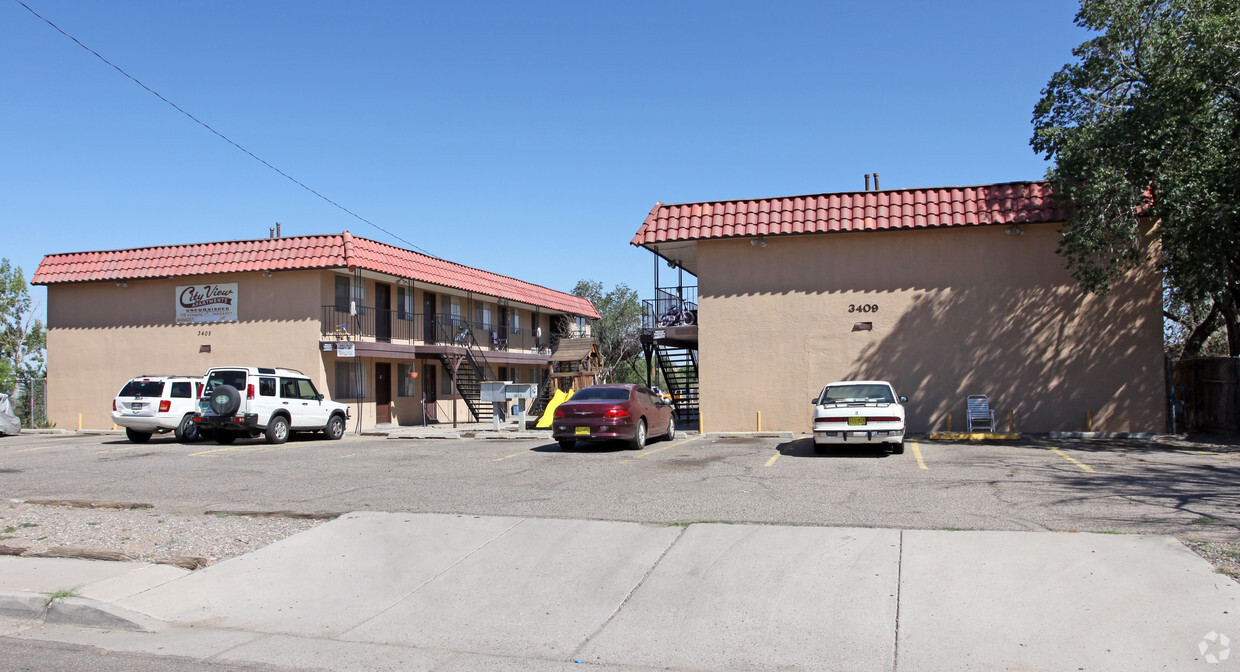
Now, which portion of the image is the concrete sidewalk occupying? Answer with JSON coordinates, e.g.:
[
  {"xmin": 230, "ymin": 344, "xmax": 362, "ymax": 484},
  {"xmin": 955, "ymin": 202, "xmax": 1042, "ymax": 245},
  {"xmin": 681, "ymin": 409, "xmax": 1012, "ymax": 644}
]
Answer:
[{"xmin": 2, "ymin": 513, "xmax": 1238, "ymax": 671}]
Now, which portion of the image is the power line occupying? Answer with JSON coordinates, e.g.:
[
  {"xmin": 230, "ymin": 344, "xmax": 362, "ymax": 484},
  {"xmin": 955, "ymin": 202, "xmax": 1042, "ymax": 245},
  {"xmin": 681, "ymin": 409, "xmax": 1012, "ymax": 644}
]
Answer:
[{"xmin": 13, "ymin": 0, "xmax": 437, "ymax": 258}]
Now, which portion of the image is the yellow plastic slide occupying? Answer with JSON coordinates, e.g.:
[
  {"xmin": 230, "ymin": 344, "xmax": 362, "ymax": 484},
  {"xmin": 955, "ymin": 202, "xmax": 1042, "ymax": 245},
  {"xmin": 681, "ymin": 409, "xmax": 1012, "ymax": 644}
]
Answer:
[{"xmin": 536, "ymin": 388, "xmax": 573, "ymax": 428}]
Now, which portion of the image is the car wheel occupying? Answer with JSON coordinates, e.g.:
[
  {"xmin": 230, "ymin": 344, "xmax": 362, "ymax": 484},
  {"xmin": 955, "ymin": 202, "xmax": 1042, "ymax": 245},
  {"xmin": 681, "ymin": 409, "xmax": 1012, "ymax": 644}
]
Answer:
[
  {"xmin": 125, "ymin": 428, "xmax": 152, "ymax": 443},
  {"xmin": 665, "ymin": 415, "xmax": 676, "ymax": 442},
  {"xmin": 265, "ymin": 416, "xmax": 290, "ymax": 444},
  {"xmin": 892, "ymin": 441, "xmax": 905, "ymax": 455},
  {"xmin": 325, "ymin": 414, "xmax": 346, "ymax": 440},
  {"xmin": 557, "ymin": 439, "xmax": 576, "ymax": 450},
  {"xmin": 215, "ymin": 431, "xmax": 237, "ymax": 445},
  {"xmin": 174, "ymin": 414, "xmax": 199, "ymax": 442},
  {"xmin": 208, "ymin": 385, "xmax": 242, "ymax": 417},
  {"xmin": 629, "ymin": 419, "xmax": 647, "ymax": 450}
]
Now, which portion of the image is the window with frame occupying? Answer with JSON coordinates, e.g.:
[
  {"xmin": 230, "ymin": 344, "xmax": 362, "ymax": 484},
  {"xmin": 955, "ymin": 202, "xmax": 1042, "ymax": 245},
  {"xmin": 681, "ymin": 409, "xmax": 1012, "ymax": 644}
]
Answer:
[
  {"xmin": 511, "ymin": 311, "xmax": 521, "ymax": 333},
  {"xmin": 334, "ymin": 362, "xmax": 366, "ymax": 399},
  {"xmin": 397, "ymin": 287, "xmax": 414, "ymax": 320},
  {"xmin": 398, "ymin": 363, "xmax": 416, "ymax": 397},
  {"xmin": 439, "ymin": 364, "xmax": 454, "ymax": 396},
  {"xmin": 474, "ymin": 302, "xmax": 493, "ymax": 329},
  {"xmin": 335, "ymin": 276, "xmax": 366, "ymax": 313},
  {"xmin": 449, "ymin": 296, "xmax": 463, "ymax": 326},
  {"xmin": 258, "ymin": 377, "xmax": 277, "ymax": 397},
  {"xmin": 576, "ymin": 316, "xmax": 588, "ymax": 337}
]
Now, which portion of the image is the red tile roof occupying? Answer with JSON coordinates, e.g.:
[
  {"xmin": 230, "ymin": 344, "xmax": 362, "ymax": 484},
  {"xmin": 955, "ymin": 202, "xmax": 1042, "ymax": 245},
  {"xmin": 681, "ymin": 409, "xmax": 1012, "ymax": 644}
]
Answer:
[
  {"xmin": 33, "ymin": 232, "xmax": 600, "ymax": 319},
  {"xmin": 631, "ymin": 181, "xmax": 1066, "ymax": 246}
]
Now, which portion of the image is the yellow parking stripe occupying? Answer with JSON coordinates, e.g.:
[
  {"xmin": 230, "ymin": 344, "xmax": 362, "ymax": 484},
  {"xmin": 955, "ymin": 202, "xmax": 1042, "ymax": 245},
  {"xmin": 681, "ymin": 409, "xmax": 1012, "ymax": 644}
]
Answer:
[
  {"xmin": 764, "ymin": 453, "xmax": 780, "ymax": 467},
  {"xmin": 1032, "ymin": 438, "xmax": 1095, "ymax": 472},
  {"xmin": 1157, "ymin": 438, "xmax": 1240, "ymax": 462},
  {"xmin": 494, "ymin": 448, "xmax": 533, "ymax": 461},
  {"xmin": 911, "ymin": 440, "xmax": 927, "ymax": 470}
]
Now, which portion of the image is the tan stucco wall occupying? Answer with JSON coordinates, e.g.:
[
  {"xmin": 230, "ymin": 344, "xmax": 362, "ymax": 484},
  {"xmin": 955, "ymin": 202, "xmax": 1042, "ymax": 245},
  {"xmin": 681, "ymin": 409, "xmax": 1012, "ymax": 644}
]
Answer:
[
  {"xmin": 696, "ymin": 222, "xmax": 1165, "ymax": 433},
  {"xmin": 46, "ymin": 271, "xmax": 327, "ymax": 429}
]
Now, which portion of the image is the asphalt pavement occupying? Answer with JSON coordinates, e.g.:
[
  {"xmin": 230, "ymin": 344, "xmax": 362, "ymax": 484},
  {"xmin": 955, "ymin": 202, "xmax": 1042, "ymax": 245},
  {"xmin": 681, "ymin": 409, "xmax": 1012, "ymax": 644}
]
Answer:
[{"xmin": 2, "ymin": 511, "xmax": 1238, "ymax": 671}]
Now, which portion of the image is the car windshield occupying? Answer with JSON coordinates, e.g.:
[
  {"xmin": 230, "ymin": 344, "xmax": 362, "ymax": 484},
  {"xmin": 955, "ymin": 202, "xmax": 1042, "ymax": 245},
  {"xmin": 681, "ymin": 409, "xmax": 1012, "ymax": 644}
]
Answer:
[
  {"xmin": 821, "ymin": 384, "xmax": 895, "ymax": 404},
  {"xmin": 572, "ymin": 388, "xmax": 631, "ymax": 401},
  {"xmin": 118, "ymin": 380, "xmax": 164, "ymax": 398}
]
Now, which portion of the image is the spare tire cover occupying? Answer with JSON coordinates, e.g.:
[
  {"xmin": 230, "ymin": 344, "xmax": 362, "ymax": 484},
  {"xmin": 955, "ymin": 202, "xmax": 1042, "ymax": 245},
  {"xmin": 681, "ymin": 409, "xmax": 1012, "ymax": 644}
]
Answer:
[{"xmin": 209, "ymin": 385, "xmax": 242, "ymax": 417}]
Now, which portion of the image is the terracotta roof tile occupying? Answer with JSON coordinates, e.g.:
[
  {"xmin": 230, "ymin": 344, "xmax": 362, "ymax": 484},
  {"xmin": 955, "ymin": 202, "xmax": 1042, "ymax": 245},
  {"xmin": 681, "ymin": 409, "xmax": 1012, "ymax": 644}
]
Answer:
[
  {"xmin": 33, "ymin": 232, "xmax": 599, "ymax": 319},
  {"xmin": 632, "ymin": 181, "xmax": 1069, "ymax": 249}
]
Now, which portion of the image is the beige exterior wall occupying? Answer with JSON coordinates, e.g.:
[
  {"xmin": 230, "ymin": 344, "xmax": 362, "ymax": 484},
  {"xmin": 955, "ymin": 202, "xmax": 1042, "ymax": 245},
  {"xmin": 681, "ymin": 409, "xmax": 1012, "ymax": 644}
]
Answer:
[
  {"xmin": 47, "ymin": 271, "xmax": 326, "ymax": 430},
  {"xmin": 696, "ymin": 222, "xmax": 1165, "ymax": 433}
]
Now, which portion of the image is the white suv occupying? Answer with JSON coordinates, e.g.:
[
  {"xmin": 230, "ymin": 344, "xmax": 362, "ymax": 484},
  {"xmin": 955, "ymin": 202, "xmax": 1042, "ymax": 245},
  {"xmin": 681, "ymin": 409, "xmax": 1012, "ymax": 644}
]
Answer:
[
  {"xmin": 112, "ymin": 375, "xmax": 205, "ymax": 443},
  {"xmin": 194, "ymin": 366, "xmax": 350, "ymax": 444}
]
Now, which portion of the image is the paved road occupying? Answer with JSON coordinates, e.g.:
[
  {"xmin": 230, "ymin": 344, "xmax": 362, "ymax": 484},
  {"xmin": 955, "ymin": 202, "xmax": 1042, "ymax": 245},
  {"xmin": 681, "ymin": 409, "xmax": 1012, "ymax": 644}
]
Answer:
[{"xmin": 1, "ymin": 431, "xmax": 1238, "ymax": 537}]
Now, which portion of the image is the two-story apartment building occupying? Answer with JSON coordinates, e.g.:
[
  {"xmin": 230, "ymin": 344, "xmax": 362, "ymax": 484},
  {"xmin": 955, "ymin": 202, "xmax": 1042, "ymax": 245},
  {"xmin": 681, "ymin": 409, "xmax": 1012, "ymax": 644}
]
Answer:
[
  {"xmin": 632, "ymin": 181, "xmax": 1166, "ymax": 434},
  {"xmin": 33, "ymin": 231, "xmax": 599, "ymax": 431}
]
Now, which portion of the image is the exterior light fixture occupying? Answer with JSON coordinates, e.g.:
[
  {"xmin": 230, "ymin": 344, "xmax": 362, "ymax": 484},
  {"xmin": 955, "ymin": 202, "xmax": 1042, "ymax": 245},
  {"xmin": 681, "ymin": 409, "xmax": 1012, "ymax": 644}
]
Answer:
[
  {"xmin": 115, "ymin": 281, "xmax": 128, "ymax": 287},
  {"xmin": 1005, "ymin": 226, "xmax": 1023, "ymax": 236},
  {"xmin": 750, "ymin": 237, "xmax": 767, "ymax": 248},
  {"xmin": 261, "ymin": 270, "xmax": 273, "ymax": 277}
]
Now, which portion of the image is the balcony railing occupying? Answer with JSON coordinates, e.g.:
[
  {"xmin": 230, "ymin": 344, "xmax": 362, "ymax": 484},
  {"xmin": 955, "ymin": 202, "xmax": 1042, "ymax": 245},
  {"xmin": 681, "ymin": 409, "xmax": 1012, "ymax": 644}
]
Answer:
[
  {"xmin": 321, "ymin": 305, "xmax": 551, "ymax": 354},
  {"xmin": 642, "ymin": 286, "xmax": 698, "ymax": 330}
]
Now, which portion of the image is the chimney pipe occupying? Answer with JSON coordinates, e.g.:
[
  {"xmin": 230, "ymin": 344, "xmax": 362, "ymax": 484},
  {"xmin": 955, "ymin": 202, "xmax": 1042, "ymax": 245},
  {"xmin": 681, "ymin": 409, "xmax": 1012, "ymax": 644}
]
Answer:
[
  {"xmin": 276, "ymin": 222, "xmax": 281, "ymax": 238},
  {"xmin": 269, "ymin": 227, "xmax": 274, "ymax": 239},
  {"xmin": 873, "ymin": 173, "xmax": 880, "ymax": 190},
  {"xmin": 864, "ymin": 174, "xmax": 871, "ymax": 191}
]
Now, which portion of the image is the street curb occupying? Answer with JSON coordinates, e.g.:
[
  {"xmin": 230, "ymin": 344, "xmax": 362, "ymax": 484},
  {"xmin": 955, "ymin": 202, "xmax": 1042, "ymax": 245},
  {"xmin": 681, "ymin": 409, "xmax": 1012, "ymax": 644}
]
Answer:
[
  {"xmin": 1046, "ymin": 432, "xmax": 1158, "ymax": 439},
  {"xmin": 708, "ymin": 431, "xmax": 796, "ymax": 439},
  {"xmin": 0, "ymin": 592, "xmax": 159, "ymax": 632}
]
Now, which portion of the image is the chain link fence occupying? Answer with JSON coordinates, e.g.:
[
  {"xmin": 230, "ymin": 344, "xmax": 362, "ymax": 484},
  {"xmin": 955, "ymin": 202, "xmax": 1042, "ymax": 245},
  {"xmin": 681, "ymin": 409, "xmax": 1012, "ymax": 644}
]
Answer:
[{"xmin": 0, "ymin": 378, "xmax": 49, "ymax": 429}]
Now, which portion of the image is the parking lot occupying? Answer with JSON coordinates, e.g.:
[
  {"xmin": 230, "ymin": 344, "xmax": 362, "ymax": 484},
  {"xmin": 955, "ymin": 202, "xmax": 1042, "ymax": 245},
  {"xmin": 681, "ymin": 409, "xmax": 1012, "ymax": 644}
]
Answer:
[{"xmin": 2, "ymin": 430, "xmax": 1238, "ymax": 538}]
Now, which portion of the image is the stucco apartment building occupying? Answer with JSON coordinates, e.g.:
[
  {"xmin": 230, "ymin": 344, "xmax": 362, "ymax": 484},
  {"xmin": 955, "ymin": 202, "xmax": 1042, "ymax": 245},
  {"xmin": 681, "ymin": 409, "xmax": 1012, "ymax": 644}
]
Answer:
[
  {"xmin": 33, "ymin": 231, "xmax": 599, "ymax": 431},
  {"xmin": 632, "ymin": 181, "xmax": 1165, "ymax": 434}
]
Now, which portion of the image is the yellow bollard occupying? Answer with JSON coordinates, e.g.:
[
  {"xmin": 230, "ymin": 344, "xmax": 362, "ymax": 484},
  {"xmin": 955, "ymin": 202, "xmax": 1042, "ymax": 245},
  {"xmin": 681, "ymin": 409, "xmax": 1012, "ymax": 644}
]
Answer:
[
  {"xmin": 947, "ymin": 411, "xmax": 953, "ymax": 432},
  {"xmin": 78, "ymin": 414, "xmax": 82, "ymax": 430},
  {"xmin": 1087, "ymin": 409, "xmax": 1094, "ymax": 432},
  {"xmin": 756, "ymin": 411, "xmax": 761, "ymax": 432},
  {"xmin": 1009, "ymin": 410, "xmax": 1015, "ymax": 432}
]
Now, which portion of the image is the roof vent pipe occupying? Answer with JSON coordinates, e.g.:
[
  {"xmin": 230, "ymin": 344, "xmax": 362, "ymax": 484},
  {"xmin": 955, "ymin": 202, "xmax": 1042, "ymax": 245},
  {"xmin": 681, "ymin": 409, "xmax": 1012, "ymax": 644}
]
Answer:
[
  {"xmin": 873, "ymin": 173, "xmax": 880, "ymax": 191},
  {"xmin": 864, "ymin": 174, "xmax": 871, "ymax": 191},
  {"xmin": 276, "ymin": 222, "xmax": 281, "ymax": 238}
]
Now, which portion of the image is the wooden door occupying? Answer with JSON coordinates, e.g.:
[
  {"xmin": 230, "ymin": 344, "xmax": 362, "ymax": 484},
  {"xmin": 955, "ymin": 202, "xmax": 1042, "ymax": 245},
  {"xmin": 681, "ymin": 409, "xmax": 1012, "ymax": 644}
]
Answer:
[
  {"xmin": 423, "ymin": 364, "xmax": 437, "ymax": 421},
  {"xmin": 376, "ymin": 283, "xmax": 391, "ymax": 342},
  {"xmin": 423, "ymin": 292, "xmax": 437, "ymax": 343},
  {"xmin": 375, "ymin": 363, "xmax": 391, "ymax": 424}
]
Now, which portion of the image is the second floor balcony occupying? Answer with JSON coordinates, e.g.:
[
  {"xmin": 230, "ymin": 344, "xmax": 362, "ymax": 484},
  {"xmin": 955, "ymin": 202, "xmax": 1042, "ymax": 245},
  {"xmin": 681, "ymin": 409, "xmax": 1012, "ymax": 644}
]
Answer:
[{"xmin": 321, "ymin": 305, "xmax": 553, "ymax": 354}]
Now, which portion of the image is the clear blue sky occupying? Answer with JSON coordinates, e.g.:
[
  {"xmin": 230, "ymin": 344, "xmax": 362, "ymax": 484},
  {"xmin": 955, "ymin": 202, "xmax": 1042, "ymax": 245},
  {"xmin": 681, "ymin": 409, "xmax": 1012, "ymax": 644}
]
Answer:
[{"xmin": 2, "ymin": 0, "xmax": 1089, "ymax": 315}]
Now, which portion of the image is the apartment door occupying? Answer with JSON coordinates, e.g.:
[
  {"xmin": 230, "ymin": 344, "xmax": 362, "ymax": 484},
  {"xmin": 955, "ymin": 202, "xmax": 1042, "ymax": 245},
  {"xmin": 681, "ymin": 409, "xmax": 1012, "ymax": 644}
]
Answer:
[
  {"xmin": 423, "ymin": 292, "xmax": 437, "ymax": 343},
  {"xmin": 497, "ymin": 305, "xmax": 509, "ymax": 342},
  {"xmin": 423, "ymin": 364, "xmax": 437, "ymax": 421},
  {"xmin": 375, "ymin": 363, "xmax": 391, "ymax": 424},
  {"xmin": 376, "ymin": 283, "xmax": 392, "ymax": 342}
]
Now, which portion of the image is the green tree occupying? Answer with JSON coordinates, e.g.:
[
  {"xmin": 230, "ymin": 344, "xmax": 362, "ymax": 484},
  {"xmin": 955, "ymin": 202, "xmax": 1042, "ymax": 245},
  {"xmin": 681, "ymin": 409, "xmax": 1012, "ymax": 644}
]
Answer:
[
  {"xmin": 0, "ymin": 259, "xmax": 46, "ymax": 385},
  {"xmin": 1031, "ymin": 0, "xmax": 1240, "ymax": 354},
  {"xmin": 571, "ymin": 280, "xmax": 644, "ymax": 384}
]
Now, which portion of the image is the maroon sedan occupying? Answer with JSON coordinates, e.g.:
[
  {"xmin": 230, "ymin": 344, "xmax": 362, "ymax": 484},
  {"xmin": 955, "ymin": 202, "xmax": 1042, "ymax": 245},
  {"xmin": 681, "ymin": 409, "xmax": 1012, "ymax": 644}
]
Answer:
[{"xmin": 552, "ymin": 384, "xmax": 676, "ymax": 450}]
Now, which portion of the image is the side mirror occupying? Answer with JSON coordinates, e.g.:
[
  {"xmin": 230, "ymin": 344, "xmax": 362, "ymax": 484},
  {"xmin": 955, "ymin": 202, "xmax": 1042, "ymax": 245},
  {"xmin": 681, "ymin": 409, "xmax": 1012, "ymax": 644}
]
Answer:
[
  {"xmin": 811, "ymin": 398, "xmax": 819, "ymax": 405},
  {"xmin": 317, "ymin": 393, "xmax": 325, "ymax": 401},
  {"xmin": 899, "ymin": 396, "xmax": 908, "ymax": 403}
]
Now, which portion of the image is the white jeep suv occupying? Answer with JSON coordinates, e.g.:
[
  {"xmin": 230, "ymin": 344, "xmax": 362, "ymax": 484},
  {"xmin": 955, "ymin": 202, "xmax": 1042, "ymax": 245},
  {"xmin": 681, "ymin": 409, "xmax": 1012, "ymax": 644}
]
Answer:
[
  {"xmin": 194, "ymin": 366, "xmax": 350, "ymax": 444},
  {"xmin": 112, "ymin": 375, "xmax": 205, "ymax": 443}
]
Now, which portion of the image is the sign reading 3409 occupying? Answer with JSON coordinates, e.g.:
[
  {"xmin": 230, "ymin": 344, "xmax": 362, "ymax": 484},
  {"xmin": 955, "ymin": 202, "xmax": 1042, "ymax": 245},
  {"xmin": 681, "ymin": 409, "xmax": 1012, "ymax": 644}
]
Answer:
[{"xmin": 848, "ymin": 304, "xmax": 879, "ymax": 314}]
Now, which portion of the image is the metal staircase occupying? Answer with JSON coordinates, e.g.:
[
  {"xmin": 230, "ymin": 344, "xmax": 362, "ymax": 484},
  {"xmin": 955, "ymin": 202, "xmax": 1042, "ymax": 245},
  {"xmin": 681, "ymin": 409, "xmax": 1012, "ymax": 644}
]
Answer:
[
  {"xmin": 439, "ymin": 330, "xmax": 494, "ymax": 422},
  {"xmin": 655, "ymin": 344, "xmax": 698, "ymax": 426}
]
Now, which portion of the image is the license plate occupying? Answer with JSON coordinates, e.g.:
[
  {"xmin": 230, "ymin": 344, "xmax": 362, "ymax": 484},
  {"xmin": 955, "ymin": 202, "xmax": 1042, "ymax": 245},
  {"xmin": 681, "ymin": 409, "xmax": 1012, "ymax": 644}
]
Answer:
[
  {"xmin": 575, "ymin": 426, "xmax": 590, "ymax": 436},
  {"xmin": 847, "ymin": 417, "xmax": 866, "ymax": 426},
  {"xmin": 131, "ymin": 403, "xmax": 143, "ymax": 411}
]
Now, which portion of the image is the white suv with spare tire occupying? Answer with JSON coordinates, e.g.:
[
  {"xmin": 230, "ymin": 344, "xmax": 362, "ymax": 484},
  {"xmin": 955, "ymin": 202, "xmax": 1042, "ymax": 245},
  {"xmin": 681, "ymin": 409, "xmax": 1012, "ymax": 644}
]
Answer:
[{"xmin": 194, "ymin": 366, "xmax": 350, "ymax": 444}]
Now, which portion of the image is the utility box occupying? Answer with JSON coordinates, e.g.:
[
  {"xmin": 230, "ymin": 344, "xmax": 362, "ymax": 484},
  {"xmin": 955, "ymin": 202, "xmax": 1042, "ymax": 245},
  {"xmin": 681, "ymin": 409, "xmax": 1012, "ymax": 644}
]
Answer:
[
  {"xmin": 505, "ymin": 383, "xmax": 537, "ymax": 400},
  {"xmin": 480, "ymin": 381, "xmax": 513, "ymax": 403}
]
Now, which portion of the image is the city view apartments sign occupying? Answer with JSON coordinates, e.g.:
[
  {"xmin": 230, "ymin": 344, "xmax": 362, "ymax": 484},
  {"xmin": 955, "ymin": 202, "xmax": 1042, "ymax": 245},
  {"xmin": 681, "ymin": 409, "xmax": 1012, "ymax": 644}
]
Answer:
[{"xmin": 176, "ymin": 283, "xmax": 238, "ymax": 323}]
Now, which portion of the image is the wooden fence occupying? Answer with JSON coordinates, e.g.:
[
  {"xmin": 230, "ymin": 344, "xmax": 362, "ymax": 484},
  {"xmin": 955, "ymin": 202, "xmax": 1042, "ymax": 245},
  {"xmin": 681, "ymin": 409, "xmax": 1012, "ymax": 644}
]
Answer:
[{"xmin": 1171, "ymin": 357, "xmax": 1240, "ymax": 433}]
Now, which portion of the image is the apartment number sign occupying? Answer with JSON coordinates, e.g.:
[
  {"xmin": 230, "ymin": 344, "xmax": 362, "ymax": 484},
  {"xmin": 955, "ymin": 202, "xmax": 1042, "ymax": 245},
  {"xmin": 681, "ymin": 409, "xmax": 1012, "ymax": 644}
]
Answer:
[
  {"xmin": 176, "ymin": 283, "xmax": 238, "ymax": 324},
  {"xmin": 848, "ymin": 304, "xmax": 879, "ymax": 313}
]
